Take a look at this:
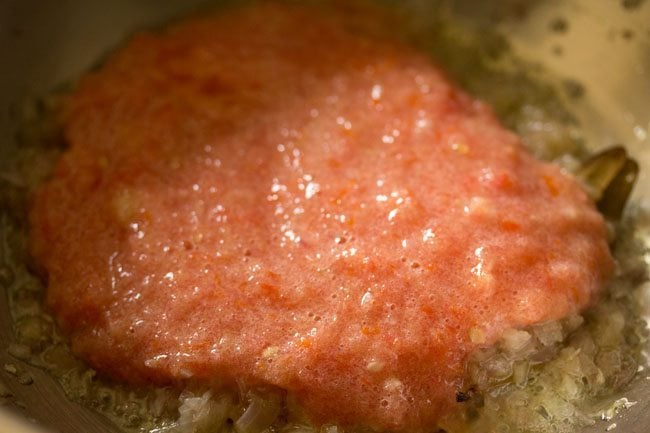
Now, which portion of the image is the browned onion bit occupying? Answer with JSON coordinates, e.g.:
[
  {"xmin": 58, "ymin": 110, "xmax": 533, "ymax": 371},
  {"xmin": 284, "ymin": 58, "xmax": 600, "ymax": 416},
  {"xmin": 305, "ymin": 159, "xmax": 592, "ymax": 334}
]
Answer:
[{"xmin": 576, "ymin": 146, "xmax": 638, "ymax": 220}]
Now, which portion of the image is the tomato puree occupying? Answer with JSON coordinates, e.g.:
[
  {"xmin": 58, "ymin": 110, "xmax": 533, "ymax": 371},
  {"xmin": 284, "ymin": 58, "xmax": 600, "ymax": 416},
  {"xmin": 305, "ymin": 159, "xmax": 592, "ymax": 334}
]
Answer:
[{"xmin": 30, "ymin": 3, "xmax": 613, "ymax": 431}]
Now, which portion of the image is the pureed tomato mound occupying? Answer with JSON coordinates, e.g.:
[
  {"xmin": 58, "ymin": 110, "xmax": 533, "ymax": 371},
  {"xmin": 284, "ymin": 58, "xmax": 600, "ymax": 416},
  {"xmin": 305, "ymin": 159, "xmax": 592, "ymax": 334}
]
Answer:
[{"xmin": 29, "ymin": 3, "xmax": 612, "ymax": 431}]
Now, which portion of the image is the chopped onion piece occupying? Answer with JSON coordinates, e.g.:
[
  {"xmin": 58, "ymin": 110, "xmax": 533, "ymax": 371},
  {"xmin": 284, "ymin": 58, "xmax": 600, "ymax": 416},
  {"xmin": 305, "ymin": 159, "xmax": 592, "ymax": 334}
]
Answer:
[
  {"xmin": 234, "ymin": 392, "xmax": 282, "ymax": 433},
  {"xmin": 532, "ymin": 321, "xmax": 564, "ymax": 347},
  {"xmin": 177, "ymin": 391, "xmax": 231, "ymax": 433},
  {"xmin": 501, "ymin": 328, "xmax": 534, "ymax": 358}
]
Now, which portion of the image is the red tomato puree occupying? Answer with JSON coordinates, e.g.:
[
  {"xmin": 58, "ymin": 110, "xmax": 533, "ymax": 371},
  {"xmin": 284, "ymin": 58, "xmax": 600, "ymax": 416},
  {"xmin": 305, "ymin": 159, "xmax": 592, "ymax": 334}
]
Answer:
[{"xmin": 30, "ymin": 3, "xmax": 613, "ymax": 431}]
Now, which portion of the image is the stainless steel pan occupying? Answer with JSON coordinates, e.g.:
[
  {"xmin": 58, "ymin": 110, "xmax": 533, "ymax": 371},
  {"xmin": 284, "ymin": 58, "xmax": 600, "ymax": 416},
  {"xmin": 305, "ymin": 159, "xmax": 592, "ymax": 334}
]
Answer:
[{"xmin": 1, "ymin": 1, "xmax": 649, "ymax": 432}]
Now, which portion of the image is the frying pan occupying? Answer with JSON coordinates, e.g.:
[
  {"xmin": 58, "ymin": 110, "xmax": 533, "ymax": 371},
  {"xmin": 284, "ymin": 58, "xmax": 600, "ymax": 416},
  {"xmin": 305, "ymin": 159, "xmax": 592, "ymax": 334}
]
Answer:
[{"xmin": 1, "ymin": 1, "xmax": 649, "ymax": 432}]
